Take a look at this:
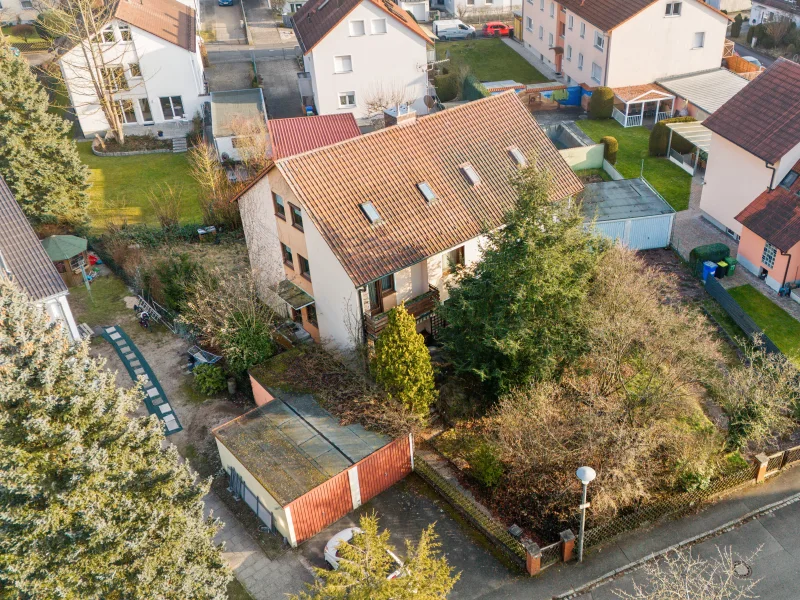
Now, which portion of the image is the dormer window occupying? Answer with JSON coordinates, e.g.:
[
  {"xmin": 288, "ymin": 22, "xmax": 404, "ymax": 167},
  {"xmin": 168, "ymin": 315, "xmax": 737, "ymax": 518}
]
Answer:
[
  {"xmin": 360, "ymin": 201, "xmax": 382, "ymax": 224},
  {"xmin": 508, "ymin": 146, "xmax": 527, "ymax": 167},
  {"xmin": 417, "ymin": 182, "xmax": 436, "ymax": 203},
  {"xmin": 460, "ymin": 163, "xmax": 480, "ymax": 186}
]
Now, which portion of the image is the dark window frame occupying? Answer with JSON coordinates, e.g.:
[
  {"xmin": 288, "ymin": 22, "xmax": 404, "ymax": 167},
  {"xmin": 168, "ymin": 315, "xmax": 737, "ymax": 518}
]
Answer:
[
  {"xmin": 281, "ymin": 243, "xmax": 293, "ymax": 267},
  {"xmin": 379, "ymin": 274, "xmax": 395, "ymax": 296},
  {"xmin": 305, "ymin": 304, "xmax": 318, "ymax": 327},
  {"xmin": 290, "ymin": 203, "xmax": 304, "ymax": 231},
  {"xmin": 272, "ymin": 192, "xmax": 286, "ymax": 219},
  {"xmin": 444, "ymin": 246, "xmax": 465, "ymax": 274},
  {"xmin": 298, "ymin": 255, "xmax": 311, "ymax": 280}
]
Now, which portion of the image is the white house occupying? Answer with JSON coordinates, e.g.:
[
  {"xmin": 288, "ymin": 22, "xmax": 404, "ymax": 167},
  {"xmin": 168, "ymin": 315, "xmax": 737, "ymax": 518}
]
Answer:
[
  {"xmin": 233, "ymin": 92, "xmax": 583, "ymax": 350},
  {"xmin": 520, "ymin": 0, "xmax": 730, "ymax": 89},
  {"xmin": 699, "ymin": 59, "xmax": 800, "ymax": 239},
  {"xmin": 432, "ymin": 0, "xmax": 520, "ymax": 19},
  {"xmin": 60, "ymin": 0, "xmax": 206, "ymax": 138},
  {"xmin": 293, "ymin": 0, "xmax": 433, "ymax": 125},
  {"xmin": 751, "ymin": 0, "xmax": 800, "ymax": 26},
  {"xmin": 1, "ymin": 0, "xmax": 37, "ymax": 24},
  {"xmin": 211, "ymin": 88, "xmax": 268, "ymax": 162},
  {"xmin": 0, "ymin": 179, "xmax": 80, "ymax": 343}
]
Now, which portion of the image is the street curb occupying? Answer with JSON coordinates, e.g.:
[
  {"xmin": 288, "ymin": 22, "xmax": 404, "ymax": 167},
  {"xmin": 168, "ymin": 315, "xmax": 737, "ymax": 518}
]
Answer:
[{"xmin": 552, "ymin": 490, "xmax": 800, "ymax": 599}]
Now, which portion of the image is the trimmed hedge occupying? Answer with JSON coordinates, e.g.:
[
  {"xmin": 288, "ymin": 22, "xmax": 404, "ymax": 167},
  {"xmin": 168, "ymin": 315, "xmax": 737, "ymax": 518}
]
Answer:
[
  {"xmin": 731, "ymin": 13, "xmax": 743, "ymax": 38},
  {"xmin": 689, "ymin": 243, "xmax": 730, "ymax": 278},
  {"xmin": 589, "ymin": 86, "xmax": 614, "ymax": 119},
  {"xmin": 462, "ymin": 74, "xmax": 490, "ymax": 101},
  {"xmin": 649, "ymin": 116, "xmax": 697, "ymax": 157},
  {"xmin": 435, "ymin": 73, "xmax": 459, "ymax": 102},
  {"xmin": 601, "ymin": 136, "xmax": 618, "ymax": 165}
]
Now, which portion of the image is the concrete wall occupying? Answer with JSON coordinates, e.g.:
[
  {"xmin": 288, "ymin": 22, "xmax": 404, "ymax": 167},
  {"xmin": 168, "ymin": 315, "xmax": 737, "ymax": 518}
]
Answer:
[
  {"xmin": 307, "ymin": 0, "xmax": 430, "ymax": 121},
  {"xmin": 559, "ymin": 143, "xmax": 603, "ymax": 170},
  {"xmin": 738, "ymin": 227, "xmax": 800, "ymax": 288}
]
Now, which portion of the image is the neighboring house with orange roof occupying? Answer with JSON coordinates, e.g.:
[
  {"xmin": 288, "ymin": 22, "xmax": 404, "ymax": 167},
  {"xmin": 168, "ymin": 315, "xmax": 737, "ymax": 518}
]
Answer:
[
  {"xmin": 520, "ymin": 0, "xmax": 729, "ymax": 91},
  {"xmin": 267, "ymin": 113, "xmax": 361, "ymax": 159},
  {"xmin": 59, "ymin": 0, "xmax": 206, "ymax": 137},
  {"xmin": 292, "ymin": 0, "xmax": 433, "ymax": 125},
  {"xmin": 699, "ymin": 59, "xmax": 800, "ymax": 240},
  {"xmin": 233, "ymin": 93, "xmax": 583, "ymax": 349}
]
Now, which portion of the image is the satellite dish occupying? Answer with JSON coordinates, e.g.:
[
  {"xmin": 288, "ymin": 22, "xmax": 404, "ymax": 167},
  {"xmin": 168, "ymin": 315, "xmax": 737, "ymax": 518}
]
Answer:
[{"xmin": 424, "ymin": 95, "xmax": 436, "ymax": 109}]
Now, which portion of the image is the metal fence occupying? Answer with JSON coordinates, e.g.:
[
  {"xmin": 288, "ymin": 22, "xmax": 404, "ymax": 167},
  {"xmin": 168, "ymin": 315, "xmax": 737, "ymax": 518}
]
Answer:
[{"xmin": 539, "ymin": 540, "xmax": 562, "ymax": 570}]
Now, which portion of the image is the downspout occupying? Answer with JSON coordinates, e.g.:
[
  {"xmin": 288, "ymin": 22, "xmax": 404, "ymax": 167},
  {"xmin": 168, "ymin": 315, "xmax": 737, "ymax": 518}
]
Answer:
[
  {"xmin": 781, "ymin": 250, "xmax": 793, "ymax": 288},
  {"xmin": 766, "ymin": 161, "xmax": 777, "ymax": 190},
  {"xmin": 357, "ymin": 286, "xmax": 366, "ymax": 345},
  {"xmin": 603, "ymin": 30, "xmax": 611, "ymax": 86}
]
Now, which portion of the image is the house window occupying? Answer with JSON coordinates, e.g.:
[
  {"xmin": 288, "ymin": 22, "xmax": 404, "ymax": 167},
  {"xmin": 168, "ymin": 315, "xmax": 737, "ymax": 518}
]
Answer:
[
  {"xmin": 591, "ymin": 62, "xmax": 602, "ymax": 83},
  {"xmin": 467, "ymin": 0, "xmax": 474, "ymax": 5},
  {"xmin": 334, "ymin": 55, "xmax": 352, "ymax": 73},
  {"xmin": 349, "ymin": 20, "xmax": 365, "ymax": 36},
  {"xmin": 538, "ymin": 25, "xmax": 543, "ymax": 39},
  {"xmin": 762, "ymin": 243, "xmax": 777, "ymax": 269},
  {"xmin": 693, "ymin": 31, "xmax": 705, "ymax": 48},
  {"xmin": 508, "ymin": 146, "xmax": 527, "ymax": 167},
  {"xmin": 372, "ymin": 18, "xmax": 387, "ymax": 33},
  {"xmin": 128, "ymin": 63, "xmax": 142, "ymax": 78},
  {"xmin": 594, "ymin": 31, "xmax": 604, "ymax": 50},
  {"xmin": 548, "ymin": 32, "xmax": 554, "ymax": 46},
  {"xmin": 159, "ymin": 96, "xmax": 184, "ymax": 119},
  {"xmin": 568, "ymin": 14, "xmax": 573, "ymax": 29},
  {"xmin": 578, "ymin": 52, "xmax": 584, "ymax": 69},
  {"xmin": 291, "ymin": 308, "xmax": 302, "ymax": 323},
  {"xmin": 338, "ymin": 91, "xmax": 356, "ymax": 108},
  {"xmin": 281, "ymin": 243, "xmax": 293, "ymax": 267},
  {"xmin": 139, "ymin": 98, "xmax": 153, "ymax": 123},
  {"xmin": 539, "ymin": 0, "xmax": 543, "ymax": 10},
  {"xmin": 378, "ymin": 274, "xmax": 395, "ymax": 294},
  {"xmin": 273, "ymin": 192, "xmax": 286, "ymax": 219},
  {"xmin": 117, "ymin": 99, "xmax": 136, "ymax": 124},
  {"xmin": 460, "ymin": 163, "xmax": 480, "ymax": 186},
  {"xmin": 305, "ymin": 304, "xmax": 317, "ymax": 326},
  {"xmin": 526, "ymin": 16, "xmax": 533, "ymax": 30},
  {"xmin": 103, "ymin": 66, "xmax": 128, "ymax": 92},
  {"xmin": 444, "ymin": 246, "xmax": 465, "ymax": 274},
  {"xmin": 559, "ymin": 22, "xmax": 566, "ymax": 37},
  {"xmin": 20, "ymin": 0, "xmax": 33, "ymax": 8},
  {"xmin": 298, "ymin": 255, "xmax": 311, "ymax": 280},
  {"xmin": 118, "ymin": 24, "xmax": 132, "ymax": 41},
  {"xmin": 579, "ymin": 22, "xmax": 585, "ymax": 37},
  {"xmin": 779, "ymin": 170, "xmax": 799, "ymax": 189},
  {"xmin": 665, "ymin": 1, "xmax": 682, "ymax": 15},
  {"xmin": 290, "ymin": 204, "xmax": 304, "ymax": 230},
  {"xmin": 549, "ymin": 2, "xmax": 554, "ymax": 16},
  {"xmin": 566, "ymin": 44, "xmax": 572, "ymax": 60},
  {"xmin": 102, "ymin": 25, "xmax": 115, "ymax": 43},
  {"xmin": 290, "ymin": 2, "xmax": 304, "ymax": 11}
]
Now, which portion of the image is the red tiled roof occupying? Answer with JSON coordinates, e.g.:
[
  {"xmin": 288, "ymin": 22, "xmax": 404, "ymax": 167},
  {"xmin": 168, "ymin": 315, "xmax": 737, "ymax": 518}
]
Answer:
[
  {"xmin": 703, "ymin": 59, "xmax": 800, "ymax": 164},
  {"xmin": 292, "ymin": 0, "xmax": 431, "ymax": 54},
  {"xmin": 268, "ymin": 114, "xmax": 361, "ymax": 159},
  {"xmin": 613, "ymin": 83, "xmax": 673, "ymax": 103},
  {"xmin": 736, "ymin": 161, "xmax": 800, "ymax": 252},
  {"xmin": 556, "ymin": 0, "xmax": 729, "ymax": 32},
  {"xmin": 275, "ymin": 92, "xmax": 584, "ymax": 287},
  {"xmin": 116, "ymin": 0, "xmax": 196, "ymax": 52}
]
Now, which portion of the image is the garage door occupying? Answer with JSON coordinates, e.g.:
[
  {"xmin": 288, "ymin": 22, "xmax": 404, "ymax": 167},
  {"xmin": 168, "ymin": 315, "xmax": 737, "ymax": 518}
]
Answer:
[{"xmin": 628, "ymin": 215, "xmax": 673, "ymax": 250}]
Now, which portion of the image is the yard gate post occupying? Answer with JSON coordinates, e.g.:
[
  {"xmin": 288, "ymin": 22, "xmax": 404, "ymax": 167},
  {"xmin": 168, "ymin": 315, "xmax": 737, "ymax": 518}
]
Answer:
[
  {"xmin": 560, "ymin": 529, "xmax": 576, "ymax": 563},
  {"xmin": 525, "ymin": 542, "xmax": 542, "ymax": 576},
  {"xmin": 755, "ymin": 453, "xmax": 769, "ymax": 484}
]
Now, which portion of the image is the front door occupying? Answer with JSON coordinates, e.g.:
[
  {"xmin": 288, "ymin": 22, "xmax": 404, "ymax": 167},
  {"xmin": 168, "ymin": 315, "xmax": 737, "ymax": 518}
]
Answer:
[{"xmin": 368, "ymin": 280, "xmax": 384, "ymax": 316}]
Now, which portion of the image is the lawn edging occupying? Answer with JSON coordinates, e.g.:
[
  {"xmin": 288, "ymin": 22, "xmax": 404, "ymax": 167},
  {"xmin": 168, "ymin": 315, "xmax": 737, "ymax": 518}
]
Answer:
[{"xmin": 91, "ymin": 141, "xmax": 172, "ymax": 157}]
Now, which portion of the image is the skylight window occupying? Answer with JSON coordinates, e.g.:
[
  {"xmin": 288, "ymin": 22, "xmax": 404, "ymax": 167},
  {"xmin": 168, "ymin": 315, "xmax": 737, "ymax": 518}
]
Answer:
[
  {"xmin": 460, "ymin": 163, "xmax": 480, "ymax": 186},
  {"xmin": 508, "ymin": 146, "xmax": 527, "ymax": 167},
  {"xmin": 318, "ymin": 0, "xmax": 330, "ymax": 7},
  {"xmin": 360, "ymin": 202, "xmax": 382, "ymax": 224},
  {"xmin": 417, "ymin": 182, "xmax": 436, "ymax": 203}
]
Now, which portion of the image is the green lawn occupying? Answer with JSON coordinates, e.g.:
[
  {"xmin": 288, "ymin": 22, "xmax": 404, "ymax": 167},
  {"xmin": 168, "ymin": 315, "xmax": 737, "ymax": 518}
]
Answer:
[
  {"xmin": 78, "ymin": 142, "xmax": 204, "ymax": 231},
  {"xmin": 2, "ymin": 25, "xmax": 44, "ymax": 44},
  {"xmin": 728, "ymin": 284, "xmax": 800, "ymax": 366},
  {"xmin": 436, "ymin": 38, "xmax": 551, "ymax": 84},
  {"xmin": 68, "ymin": 275, "xmax": 131, "ymax": 328},
  {"xmin": 576, "ymin": 119, "xmax": 693, "ymax": 211},
  {"xmin": 227, "ymin": 579, "xmax": 253, "ymax": 600}
]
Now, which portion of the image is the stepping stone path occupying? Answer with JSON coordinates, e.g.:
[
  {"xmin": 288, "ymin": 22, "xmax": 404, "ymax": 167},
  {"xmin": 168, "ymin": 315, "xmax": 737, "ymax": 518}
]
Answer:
[{"xmin": 102, "ymin": 326, "xmax": 182, "ymax": 435}]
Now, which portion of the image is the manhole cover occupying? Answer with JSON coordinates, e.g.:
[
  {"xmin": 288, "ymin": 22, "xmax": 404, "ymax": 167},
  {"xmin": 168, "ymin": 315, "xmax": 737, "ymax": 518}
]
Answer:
[{"xmin": 733, "ymin": 560, "xmax": 752, "ymax": 579}]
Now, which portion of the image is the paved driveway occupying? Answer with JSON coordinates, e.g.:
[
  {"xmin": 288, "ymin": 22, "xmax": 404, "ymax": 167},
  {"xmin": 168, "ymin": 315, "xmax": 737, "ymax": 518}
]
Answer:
[
  {"xmin": 243, "ymin": 0, "xmax": 298, "ymax": 47},
  {"xmin": 200, "ymin": 0, "xmax": 247, "ymax": 44},
  {"xmin": 300, "ymin": 475, "xmax": 517, "ymax": 599},
  {"xmin": 256, "ymin": 56, "xmax": 305, "ymax": 118}
]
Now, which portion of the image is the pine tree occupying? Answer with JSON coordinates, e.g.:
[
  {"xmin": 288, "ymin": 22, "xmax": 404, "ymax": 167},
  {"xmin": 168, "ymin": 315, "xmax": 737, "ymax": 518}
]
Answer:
[
  {"xmin": 373, "ymin": 303, "xmax": 437, "ymax": 415},
  {"xmin": 0, "ymin": 279, "xmax": 231, "ymax": 599},
  {"xmin": 438, "ymin": 163, "xmax": 605, "ymax": 396},
  {"xmin": 292, "ymin": 514, "xmax": 459, "ymax": 600},
  {"xmin": 0, "ymin": 39, "xmax": 89, "ymax": 225}
]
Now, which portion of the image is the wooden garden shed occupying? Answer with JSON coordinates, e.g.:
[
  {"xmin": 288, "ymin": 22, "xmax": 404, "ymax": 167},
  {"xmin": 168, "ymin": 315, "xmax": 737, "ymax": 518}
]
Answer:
[{"xmin": 41, "ymin": 235, "xmax": 89, "ymax": 287}]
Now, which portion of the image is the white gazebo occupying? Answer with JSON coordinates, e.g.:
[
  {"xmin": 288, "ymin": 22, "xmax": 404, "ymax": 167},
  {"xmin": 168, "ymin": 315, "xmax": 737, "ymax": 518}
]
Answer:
[
  {"xmin": 612, "ymin": 84, "xmax": 676, "ymax": 128},
  {"xmin": 665, "ymin": 121, "xmax": 712, "ymax": 176}
]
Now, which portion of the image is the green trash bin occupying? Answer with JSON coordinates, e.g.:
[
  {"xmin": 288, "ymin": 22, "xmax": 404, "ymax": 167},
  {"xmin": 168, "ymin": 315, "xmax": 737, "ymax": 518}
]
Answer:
[{"xmin": 726, "ymin": 256, "xmax": 737, "ymax": 275}]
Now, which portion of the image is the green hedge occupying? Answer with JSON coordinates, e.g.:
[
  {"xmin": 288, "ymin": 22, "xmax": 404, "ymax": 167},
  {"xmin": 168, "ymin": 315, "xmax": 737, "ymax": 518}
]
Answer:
[
  {"xmin": 435, "ymin": 73, "xmax": 459, "ymax": 102},
  {"xmin": 462, "ymin": 74, "xmax": 491, "ymax": 102},
  {"xmin": 649, "ymin": 116, "xmax": 697, "ymax": 157},
  {"xmin": 731, "ymin": 14, "xmax": 743, "ymax": 38},
  {"xmin": 689, "ymin": 243, "xmax": 730, "ymax": 278},
  {"xmin": 601, "ymin": 136, "xmax": 618, "ymax": 165},
  {"xmin": 589, "ymin": 86, "xmax": 614, "ymax": 119}
]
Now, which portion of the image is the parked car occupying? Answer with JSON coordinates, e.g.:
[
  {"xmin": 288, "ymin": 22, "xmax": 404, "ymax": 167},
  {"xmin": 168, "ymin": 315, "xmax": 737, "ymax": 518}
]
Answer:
[
  {"xmin": 218, "ymin": 0, "xmax": 234, "ymax": 6},
  {"xmin": 324, "ymin": 527, "xmax": 403, "ymax": 579},
  {"xmin": 482, "ymin": 22, "xmax": 512, "ymax": 37},
  {"xmin": 741, "ymin": 55, "xmax": 762, "ymax": 68},
  {"xmin": 433, "ymin": 19, "xmax": 476, "ymax": 40}
]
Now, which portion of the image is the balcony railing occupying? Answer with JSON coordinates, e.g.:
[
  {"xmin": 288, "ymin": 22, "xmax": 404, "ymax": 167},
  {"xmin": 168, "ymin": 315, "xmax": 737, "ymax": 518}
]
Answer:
[
  {"xmin": 364, "ymin": 285, "xmax": 439, "ymax": 339},
  {"xmin": 612, "ymin": 107, "xmax": 642, "ymax": 128}
]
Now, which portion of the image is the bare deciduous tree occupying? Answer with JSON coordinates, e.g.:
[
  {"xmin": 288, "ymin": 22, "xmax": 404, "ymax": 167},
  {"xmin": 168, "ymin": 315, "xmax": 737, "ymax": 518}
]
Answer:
[
  {"xmin": 187, "ymin": 140, "xmax": 241, "ymax": 228},
  {"xmin": 147, "ymin": 184, "xmax": 183, "ymax": 229},
  {"xmin": 229, "ymin": 115, "xmax": 270, "ymax": 174},
  {"xmin": 764, "ymin": 19, "xmax": 791, "ymax": 45}
]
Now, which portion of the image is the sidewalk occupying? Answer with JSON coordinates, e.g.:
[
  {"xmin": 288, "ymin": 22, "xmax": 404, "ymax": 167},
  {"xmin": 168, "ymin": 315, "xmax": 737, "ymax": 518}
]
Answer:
[{"xmin": 473, "ymin": 465, "xmax": 800, "ymax": 599}]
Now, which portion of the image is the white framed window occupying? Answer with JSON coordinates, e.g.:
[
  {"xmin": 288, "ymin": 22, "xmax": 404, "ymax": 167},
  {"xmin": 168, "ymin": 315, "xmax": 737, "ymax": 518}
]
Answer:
[
  {"xmin": 579, "ymin": 22, "xmax": 585, "ymax": 37},
  {"xmin": 526, "ymin": 16, "xmax": 533, "ymax": 30},
  {"xmin": 539, "ymin": 0, "xmax": 544, "ymax": 10},
  {"xmin": 338, "ymin": 91, "xmax": 356, "ymax": 107},
  {"xmin": 103, "ymin": 66, "xmax": 128, "ymax": 92},
  {"xmin": 159, "ymin": 96, "xmax": 184, "ymax": 119},
  {"xmin": 118, "ymin": 24, "xmax": 132, "ymax": 41},
  {"xmin": 538, "ymin": 25, "xmax": 543, "ymax": 39},
  {"xmin": 566, "ymin": 45, "xmax": 572, "ymax": 60},
  {"xmin": 568, "ymin": 14, "xmax": 573, "ymax": 29},
  {"xmin": 549, "ymin": 2, "xmax": 554, "ymax": 16},
  {"xmin": 289, "ymin": 2, "xmax": 304, "ymax": 11},
  {"xmin": 548, "ymin": 32, "xmax": 553, "ymax": 46},
  {"xmin": 371, "ymin": 18, "xmax": 387, "ymax": 34},
  {"xmin": 334, "ymin": 55, "xmax": 352, "ymax": 73},
  {"xmin": 594, "ymin": 31, "xmax": 604, "ymax": 50},
  {"xmin": 20, "ymin": 0, "xmax": 33, "ymax": 8},
  {"xmin": 139, "ymin": 98, "xmax": 153, "ymax": 123},
  {"xmin": 665, "ymin": 1, "xmax": 682, "ymax": 16},
  {"xmin": 128, "ymin": 63, "xmax": 142, "ymax": 78},
  {"xmin": 591, "ymin": 62, "xmax": 602, "ymax": 83},
  {"xmin": 578, "ymin": 52, "xmax": 584, "ymax": 70},
  {"xmin": 101, "ymin": 25, "xmax": 115, "ymax": 43},
  {"xmin": 117, "ymin": 99, "xmax": 136, "ymax": 124},
  {"xmin": 692, "ymin": 31, "xmax": 705, "ymax": 48},
  {"xmin": 349, "ymin": 20, "xmax": 365, "ymax": 36},
  {"xmin": 762, "ymin": 242, "xmax": 777, "ymax": 268}
]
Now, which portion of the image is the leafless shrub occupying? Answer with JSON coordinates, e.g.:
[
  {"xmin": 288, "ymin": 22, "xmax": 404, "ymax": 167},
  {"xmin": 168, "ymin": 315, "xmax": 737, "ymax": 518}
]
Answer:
[
  {"xmin": 147, "ymin": 184, "xmax": 183, "ymax": 229},
  {"xmin": 764, "ymin": 19, "xmax": 791, "ymax": 45},
  {"xmin": 229, "ymin": 116, "xmax": 270, "ymax": 175}
]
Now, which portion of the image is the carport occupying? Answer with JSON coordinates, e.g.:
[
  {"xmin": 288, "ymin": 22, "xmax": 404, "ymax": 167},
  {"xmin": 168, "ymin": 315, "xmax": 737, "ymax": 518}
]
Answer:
[{"xmin": 582, "ymin": 179, "xmax": 675, "ymax": 250}]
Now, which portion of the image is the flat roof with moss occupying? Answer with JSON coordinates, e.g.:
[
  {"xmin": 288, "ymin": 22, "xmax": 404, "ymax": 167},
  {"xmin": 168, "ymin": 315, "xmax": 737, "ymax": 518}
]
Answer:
[{"xmin": 213, "ymin": 391, "xmax": 389, "ymax": 506}]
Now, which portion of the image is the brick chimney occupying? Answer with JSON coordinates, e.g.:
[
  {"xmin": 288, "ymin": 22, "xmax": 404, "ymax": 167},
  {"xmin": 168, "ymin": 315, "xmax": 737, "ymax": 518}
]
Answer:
[{"xmin": 383, "ymin": 104, "xmax": 417, "ymax": 128}]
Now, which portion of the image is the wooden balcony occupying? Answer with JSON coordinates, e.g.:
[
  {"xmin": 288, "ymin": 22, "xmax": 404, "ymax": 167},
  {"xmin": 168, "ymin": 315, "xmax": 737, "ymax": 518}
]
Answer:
[{"xmin": 364, "ymin": 285, "xmax": 439, "ymax": 339}]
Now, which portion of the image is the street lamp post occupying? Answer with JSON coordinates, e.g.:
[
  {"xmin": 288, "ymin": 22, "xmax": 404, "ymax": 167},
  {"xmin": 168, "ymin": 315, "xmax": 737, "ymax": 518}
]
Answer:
[{"xmin": 576, "ymin": 466, "xmax": 596, "ymax": 563}]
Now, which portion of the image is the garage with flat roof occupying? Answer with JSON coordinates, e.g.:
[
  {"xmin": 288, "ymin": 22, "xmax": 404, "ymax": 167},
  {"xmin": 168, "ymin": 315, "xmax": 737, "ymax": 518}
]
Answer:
[{"xmin": 582, "ymin": 179, "xmax": 676, "ymax": 250}]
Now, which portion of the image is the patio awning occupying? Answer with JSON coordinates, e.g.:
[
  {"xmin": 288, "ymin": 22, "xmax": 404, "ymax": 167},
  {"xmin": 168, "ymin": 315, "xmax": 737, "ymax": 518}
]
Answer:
[
  {"xmin": 665, "ymin": 121, "xmax": 712, "ymax": 153},
  {"xmin": 274, "ymin": 279, "xmax": 315, "ymax": 310}
]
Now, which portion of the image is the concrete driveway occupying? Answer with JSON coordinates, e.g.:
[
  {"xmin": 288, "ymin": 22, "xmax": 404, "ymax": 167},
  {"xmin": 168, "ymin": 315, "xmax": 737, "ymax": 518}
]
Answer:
[
  {"xmin": 256, "ymin": 56, "xmax": 305, "ymax": 118},
  {"xmin": 206, "ymin": 61, "xmax": 254, "ymax": 92},
  {"xmin": 199, "ymin": 0, "xmax": 247, "ymax": 44},
  {"xmin": 300, "ymin": 475, "xmax": 517, "ymax": 599},
  {"xmin": 242, "ymin": 0, "xmax": 298, "ymax": 47}
]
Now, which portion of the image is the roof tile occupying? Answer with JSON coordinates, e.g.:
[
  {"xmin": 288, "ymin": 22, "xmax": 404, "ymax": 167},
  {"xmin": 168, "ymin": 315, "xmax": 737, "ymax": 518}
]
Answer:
[
  {"xmin": 736, "ymin": 160, "xmax": 800, "ymax": 252},
  {"xmin": 115, "ymin": 0, "xmax": 196, "ymax": 52},
  {"xmin": 269, "ymin": 114, "xmax": 361, "ymax": 159}
]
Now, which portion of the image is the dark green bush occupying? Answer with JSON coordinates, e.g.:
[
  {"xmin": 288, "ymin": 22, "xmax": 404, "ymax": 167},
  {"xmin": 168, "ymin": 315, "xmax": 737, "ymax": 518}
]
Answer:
[
  {"xmin": 435, "ymin": 73, "xmax": 459, "ymax": 102},
  {"xmin": 689, "ymin": 242, "xmax": 730, "ymax": 277},
  {"xmin": 220, "ymin": 313, "xmax": 275, "ymax": 375},
  {"xmin": 747, "ymin": 23, "xmax": 775, "ymax": 48},
  {"xmin": 588, "ymin": 86, "xmax": 615, "ymax": 119},
  {"xmin": 194, "ymin": 364, "xmax": 227, "ymax": 395},
  {"xmin": 469, "ymin": 444, "xmax": 504, "ymax": 488},
  {"xmin": 648, "ymin": 116, "xmax": 696, "ymax": 157},
  {"xmin": 731, "ymin": 13, "xmax": 743, "ymax": 38},
  {"xmin": 153, "ymin": 253, "xmax": 202, "ymax": 312},
  {"xmin": 462, "ymin": 74, "xmax": 490, "ymax": 101},
  {"xmin": 600, "ymin": 136, "xmax": 618, "ymax": 165}
]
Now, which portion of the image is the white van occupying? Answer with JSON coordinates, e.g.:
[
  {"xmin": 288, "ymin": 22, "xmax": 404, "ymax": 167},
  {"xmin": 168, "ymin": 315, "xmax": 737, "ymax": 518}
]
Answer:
[{"xmin": 433, "ymin": 19, "xmax": 476, "ymax": 40}]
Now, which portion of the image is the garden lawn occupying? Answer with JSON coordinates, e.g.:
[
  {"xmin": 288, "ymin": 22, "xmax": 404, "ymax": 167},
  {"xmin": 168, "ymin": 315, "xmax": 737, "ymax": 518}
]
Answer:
[
  {"xmin": 79, "ymin": 142, "xmax": 204, "ymax": 231},
  {"xmin": 576, "ymin": 119, "xmax": 692, "ymax": 211},
  {"xmin": 728, "ymin": 284, "xmax": 800, "ymax": 367},
  {"xmin": 68, "ymin": 275, "xmax": 131, "ymax": 328},
  {"xmin": 2, "ymin": 26, "xmax": 45, "ymax": 44},
  {"xmin": 435, "ymin": 38, "xmax": 550, "ymax": 84}
]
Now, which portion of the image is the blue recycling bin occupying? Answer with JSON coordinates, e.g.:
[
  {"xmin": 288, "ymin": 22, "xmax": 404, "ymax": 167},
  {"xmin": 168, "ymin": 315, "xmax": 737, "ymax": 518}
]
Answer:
[{"xmin": 702, "ymin": 260, "xmax": 718, "ymax": 282}]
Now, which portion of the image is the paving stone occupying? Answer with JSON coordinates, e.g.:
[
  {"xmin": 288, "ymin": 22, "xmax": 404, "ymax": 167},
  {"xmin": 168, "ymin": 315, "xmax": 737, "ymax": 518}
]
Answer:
[
  {"xmin": 133, "ymin": 367, "xmax": 145, "ymax": 375},
  {"xmin": 105, "ymin": 327, "xmax": 117, "ymax": 333},
  {"xmin": 109, "ymin": 332, "xmax": 121, "ymax": 340},
  {"xmin": 130, "ymin": 360, "xmax": 141, "ymax": 367},
  {"xmin": 119, "ymin": 345, "xmax": 130, "ymax": 353},
  {"xmin": 159, "ymin": 404, "xmax": 172, "ymax": 414},
  {"xmin": 151, "ymin": 396, "xmax": 164, "ymax": 406},
  {"xmin": 146, "ymin": 387, "xmax": 160, "ymax": 398},
  {"xmin": 124, "ymin": 353, "xmax": 136, "ymax": 360}
]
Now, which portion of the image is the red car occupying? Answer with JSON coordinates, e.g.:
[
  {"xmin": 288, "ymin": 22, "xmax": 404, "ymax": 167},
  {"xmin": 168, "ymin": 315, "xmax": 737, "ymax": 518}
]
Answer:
[{"xmin": 483, "ymin": 22, "xmax": 513, "ymax": 37}]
